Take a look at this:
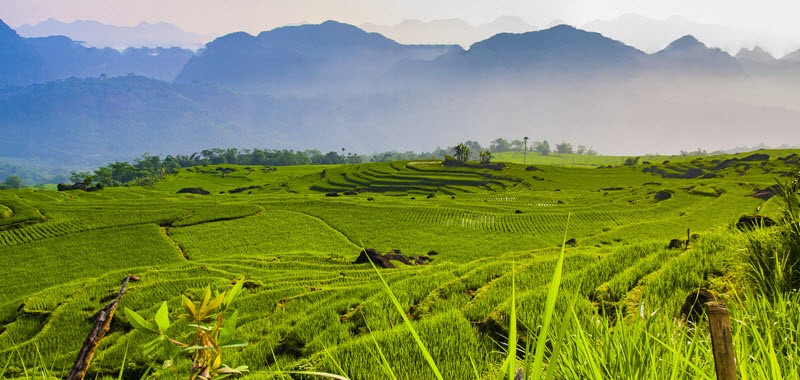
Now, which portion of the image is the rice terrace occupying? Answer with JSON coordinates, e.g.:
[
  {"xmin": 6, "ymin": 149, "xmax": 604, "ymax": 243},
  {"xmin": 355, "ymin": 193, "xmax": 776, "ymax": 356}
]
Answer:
[
  {"xmin": 2, "ymin": 149, "xmax": 800, "ymax": 379},
  {"xmin": 4, "ymin": 1, "xmax": 800, "ymax": 379}
]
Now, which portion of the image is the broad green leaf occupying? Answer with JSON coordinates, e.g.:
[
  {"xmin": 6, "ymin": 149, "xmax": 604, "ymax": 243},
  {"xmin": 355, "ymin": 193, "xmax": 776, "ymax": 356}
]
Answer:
[
  {"xmin": 216, "ymin": 365, "xmax": 248, "ymax": 374},
  {"xmin": 124, "ymin": 307, "xmax": 158, "ymax": 335},
  {"xmin": 199, "ymin": 286, "xmax": 212, "ymax": 316},
  {"xmin": 219, "ymin": 339, "xmax": 247, "ymax": 349},
  {"xmin": 207, "ymin": 292, "xmax": 225, "ymax": 313},
  {"xmin": 154, "ymin": 302, "xmax": 170, "ymax": 333},
  {"xmin": 182, "ymin": 345, "xmax": 214, "ymax": 353},
  {"xmin": 223, "ymin": 279, "xmax": 244, "ymax": 308},
  {"xmin": 181, "ymin": 295, "xmax": 197, "ymax": 319},
  {"xmin": 219, "ymin": 309, "xmax": 239, "ymax": 342},
  {"xmin": 188, "ymin": 323, "xmax": 215, "ymax": 331},
  {"xmin": 141, "ymin": 336, "xmax": 163, "ymax": 356}
]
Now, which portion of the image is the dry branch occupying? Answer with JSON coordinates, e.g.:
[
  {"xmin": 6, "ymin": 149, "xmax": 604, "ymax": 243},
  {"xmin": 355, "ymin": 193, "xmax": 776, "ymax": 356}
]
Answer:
[{"xmin": 66, "ymin": 275, "xmax": 131, "ymax": 380}]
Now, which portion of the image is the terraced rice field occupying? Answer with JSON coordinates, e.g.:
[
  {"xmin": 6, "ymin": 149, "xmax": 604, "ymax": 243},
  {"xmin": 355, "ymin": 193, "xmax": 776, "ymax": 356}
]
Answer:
[{"xmin": 0, "ymin": 150, "xmax": 797, "ymax": 379}]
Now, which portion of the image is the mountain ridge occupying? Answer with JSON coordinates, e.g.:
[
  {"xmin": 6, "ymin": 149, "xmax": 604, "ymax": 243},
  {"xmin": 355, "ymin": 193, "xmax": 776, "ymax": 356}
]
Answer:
[
  {"xmin": 15, "ymin": 18, "xmax": 213, "ymax": 49},
  {"xmin": 2, "ymin": 20, "xmax": 799, "ymax": 166}
]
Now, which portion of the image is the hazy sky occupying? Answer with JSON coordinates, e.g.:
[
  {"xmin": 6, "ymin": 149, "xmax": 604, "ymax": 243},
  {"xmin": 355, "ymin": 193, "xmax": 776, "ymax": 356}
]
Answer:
[
  {"xmin": 1, "ymin": 0, "xmax": 795, "ymax": 33},
  {"xmin": 2, "ymin": 0, "xmax": 799, "ymax": 54}
]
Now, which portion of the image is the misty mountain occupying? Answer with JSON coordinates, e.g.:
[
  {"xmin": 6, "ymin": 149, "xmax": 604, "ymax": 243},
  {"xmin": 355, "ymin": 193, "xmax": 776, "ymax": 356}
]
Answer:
[
  {"xmin": 781, "ymin": 50, "xmax": 800, "ymax": 62},
  {"xmin": 583, "ymin": 14, "xmax": 744, "ymax": 54},
  {"xmin": 26, "ymin": 36, "xmax": 193, "ymax": 81},
  {"xmin": 650, "ymin": 35, "xmax": 743, "ymax": 75},
  {"xmin": 735, "ymin": 47, "xmax": 776, "ymax": 65},
  {"xmin": 452, "ymin": 25, "xmax": 646, "ymax": 75},
  {"xmin": 15, "ymin": 18, "xmax": 213, "ymax": 50},
  {"xmin": 0, "ymin": 76, "xmax": 235, "ymax": 162},
  {"xmin": 0, "ymin": 19, "xmax": 193, "ymax": 84},
  {"xmin": 361, "ymin": 16, "xmax": 534, "ymax": 47},
  {"xmin": 3, "ymin": 20, "xmax": 800, "ymax": 168},
  {"xmin": 0, "ymin": 19, "xmax": 49, "ymax": 86},
  {"xmin": 176, "ymin": 20, "xmax": 461, "ymax": 94},
  {"xmin": 390, "ymin": 25, "xmax": 745, "ymax": 88}
]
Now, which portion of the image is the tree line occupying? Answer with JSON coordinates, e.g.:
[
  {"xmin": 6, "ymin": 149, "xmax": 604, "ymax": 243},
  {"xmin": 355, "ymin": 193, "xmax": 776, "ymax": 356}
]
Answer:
[
  {"xmin": 488, "ymin": 138, "xmax": 598, "ymax": 156},
  {"xmin": 66, "ymin": 147, "xmax": 451, "ymax": 187},
  {"xmin": 4, "ymin": 139, "xmax": 597, "ymax": 188}
]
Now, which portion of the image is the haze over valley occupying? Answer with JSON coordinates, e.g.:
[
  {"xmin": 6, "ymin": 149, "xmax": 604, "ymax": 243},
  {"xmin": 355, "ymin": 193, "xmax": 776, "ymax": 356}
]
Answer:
[{"xmin": 2, "ymin": 8, "xmax": 800, "ymax": 168}]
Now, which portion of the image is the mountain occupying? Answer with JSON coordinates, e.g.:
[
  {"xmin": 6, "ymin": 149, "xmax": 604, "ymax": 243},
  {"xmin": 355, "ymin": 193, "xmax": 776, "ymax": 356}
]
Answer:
[
  {"xmin": 735, "ymin": 47, "xmax": 776, "ymax": 65},
  {"xmin": 651, "ymin": 35, "xmax": 743, "ymax": 75},
  {"xmin": 388, "ymin": 24, "xmax": 648, "ymax": 87},
  {"xmin": 0, "ymin": 19, "xmax": 49, "ymax": 86},
  {"xmin": 781, "ymin": 49, "xmax": 800, "ymax": 62},
  {"xmin": 15, "ymin": 18, "xmax": 214, "ymax": 49},
  {"xmin": 0, "ymin": 19, "xmax": 193, "ymax": 85},
  {"xmin": 361, "ymin": 16, "xmax": 534, "ymax": 47},
  {"xmin": 25, "ymin": 35, "xmax": 193, "ymax": 81},
  {"xmin": 4, "ymin": 20, "xmax": 800, "ymax": 167},
  {"xmin": 460, "ymin": 25, "xmax": 645, "ymax": 72},
  {"xmin": 176, "ymin": 21, "xmax": 461, "ymax": 94},
  {"xmin": 583, "ymin": 14, "xmax": 741, "ymax": 54},
  {"xmin": 0, "ymin": 76, "xmax": 236, "ymax": 162}
]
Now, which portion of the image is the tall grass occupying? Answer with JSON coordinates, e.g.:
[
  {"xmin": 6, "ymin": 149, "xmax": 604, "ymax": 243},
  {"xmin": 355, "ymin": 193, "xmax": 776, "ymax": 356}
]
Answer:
[{"xmin": 740, "ymin": 179, "xmax": 800, "ymax": 296}]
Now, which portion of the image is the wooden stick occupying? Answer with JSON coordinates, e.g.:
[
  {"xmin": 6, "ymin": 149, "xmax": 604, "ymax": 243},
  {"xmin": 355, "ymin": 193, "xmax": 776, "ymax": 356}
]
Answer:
[
  {"xmin": 66, "ymin": 276, "xmax": 131, "ymax": 380},
  {"xmin": 705, "ymin": 302, "xmax": 737, "ymax": 380}
]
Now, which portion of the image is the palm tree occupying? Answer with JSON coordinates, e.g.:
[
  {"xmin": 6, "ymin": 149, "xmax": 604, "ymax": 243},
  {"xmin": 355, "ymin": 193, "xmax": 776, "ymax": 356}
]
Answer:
[
  {"xmin": 479, "ymin": 150, "xmax": 493, "ymax": 164},
  {"xmin": 523, "ymin": 136, "xmax": 529, "ymax": 164}
]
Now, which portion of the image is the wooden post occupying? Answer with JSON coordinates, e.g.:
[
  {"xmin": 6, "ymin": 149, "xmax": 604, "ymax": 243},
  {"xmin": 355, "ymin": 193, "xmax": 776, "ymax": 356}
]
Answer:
[
  {"xmin": 686, "ymin": 228, "xmax": 691, "ymax": 250},
  {"xmin": 705, "ymin": 302, "xmax": 737, "ymax": 380},
  {"xmin": 66, "ymin": 276, "xmax": 131, "ymax": 380}
]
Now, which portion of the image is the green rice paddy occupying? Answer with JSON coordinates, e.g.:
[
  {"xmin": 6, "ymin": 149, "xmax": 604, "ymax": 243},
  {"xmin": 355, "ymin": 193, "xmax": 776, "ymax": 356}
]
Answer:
[{"xmin": 0, "ymin": 149, "xmax": 797, "ymax": 379}]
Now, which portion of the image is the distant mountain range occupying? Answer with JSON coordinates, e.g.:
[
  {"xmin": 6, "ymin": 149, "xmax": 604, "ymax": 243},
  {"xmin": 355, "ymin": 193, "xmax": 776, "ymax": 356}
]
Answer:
[
  {"xmin": 15, "ymin": 18, "xmax": 214, "ymax": 50},
  {"xmin": 0, "ymin": 19, "xmax": 192, "ymax": 85},
  {"xmin": 2, "ymin": 19, "xmax": 800, "ymax": 166},
  {"xmin": 176, "ymin": 20, "xmax": 460, "ymax": 94}
]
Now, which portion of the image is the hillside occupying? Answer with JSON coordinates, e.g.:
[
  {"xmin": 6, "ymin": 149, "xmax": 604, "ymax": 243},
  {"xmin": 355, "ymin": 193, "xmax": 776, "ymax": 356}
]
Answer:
[{"xmin": 1, "ymin": 151, "xmax": 798, "ymax": 378}]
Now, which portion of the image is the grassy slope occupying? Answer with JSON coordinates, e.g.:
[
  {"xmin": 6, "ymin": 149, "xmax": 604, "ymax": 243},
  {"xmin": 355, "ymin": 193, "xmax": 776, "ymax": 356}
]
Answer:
[{"xmin": 0, "ymin": 150, "xmax": 797, "ymax": 379}]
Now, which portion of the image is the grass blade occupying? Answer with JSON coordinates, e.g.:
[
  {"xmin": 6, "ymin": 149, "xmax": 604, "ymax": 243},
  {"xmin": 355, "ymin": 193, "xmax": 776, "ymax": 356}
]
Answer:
[
  {"xmin": 117, "ymin": 341, "xmax": 131, "ymax": 380},
  {"xmin": 504, "ymin": 263, "xmax": 518, "ymax": 380},
  {"xmin": 366, "ymin": 251, "xmax": 444, "ymax": 380},
  {"xmin": 322, "ymin": 345, "xmax": 348, "ymax": 379},
  {"xmin": 469, "ymin": 355, "xmax": 481, "ymax": 380},
  {"xmin": 0, "ymin": 356, "xmax": 11, "ymax": 378},
  {"xmin": 531, "ymin": 213, "xmax": 571, "ymax": 380},
  {"xmin": 363, "ymin": 315, "xmax": 398, "ymax": 380},
  {"xmin": 543, "ymin": 292, "xmax": 577, "ymax": 380}
]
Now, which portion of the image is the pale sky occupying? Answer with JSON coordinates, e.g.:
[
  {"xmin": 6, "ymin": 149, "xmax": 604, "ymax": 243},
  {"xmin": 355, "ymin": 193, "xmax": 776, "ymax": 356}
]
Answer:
[{"xmin": 2, "ymin": 0, "xmax": 799, "ymax": 54}]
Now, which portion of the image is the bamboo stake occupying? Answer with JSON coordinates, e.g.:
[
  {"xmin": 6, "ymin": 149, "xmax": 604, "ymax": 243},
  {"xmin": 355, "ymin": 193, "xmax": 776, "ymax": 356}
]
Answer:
[{"xmin": 705, "ymin": 302, "xmax": 737, "ymax": 380}]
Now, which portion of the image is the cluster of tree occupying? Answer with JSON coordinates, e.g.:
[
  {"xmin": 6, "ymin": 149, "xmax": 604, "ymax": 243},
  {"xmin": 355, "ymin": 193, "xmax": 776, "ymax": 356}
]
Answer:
[
  {"xmin": 368, "ymin": 148, "xmax": 449, "ymax": 162},
  {"xmin": 679, "ymin": 148, "xmax": 725, "ymax": 156},
  {"xmin": 67, "ymin": 147, "xmax": 461, "ymax": 187},
  {"xmin": 450, "ymin": 142, "xmax": 493, "ymax": 164},
  {"xmin": 488, "ymin": 138, "xmax": 598, "ymax": 156},
  {"xmin": 66, "ymin": 148, "xmax": 362, "ymax": 187},
  {"xmin": 0, "ymin": 175, "xmax": 24, "ymax": 190}
]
